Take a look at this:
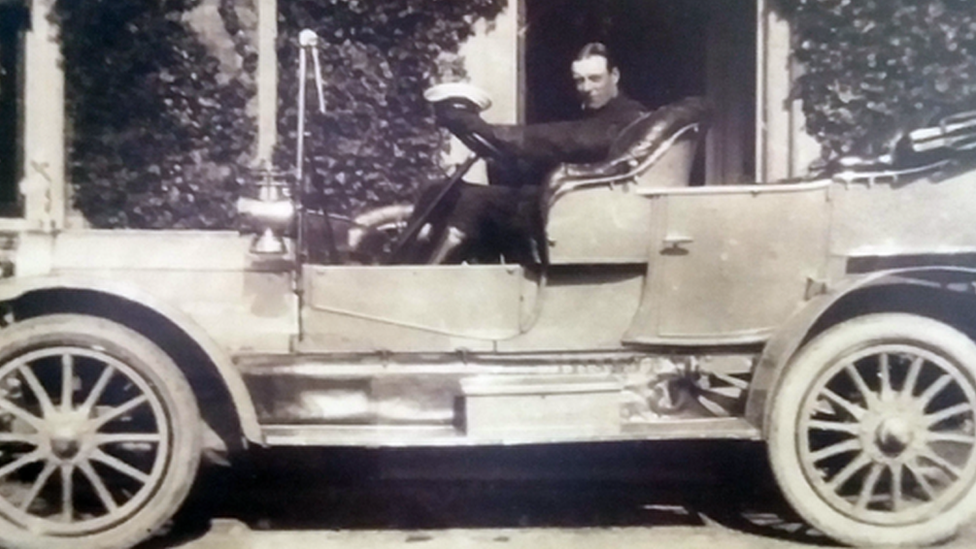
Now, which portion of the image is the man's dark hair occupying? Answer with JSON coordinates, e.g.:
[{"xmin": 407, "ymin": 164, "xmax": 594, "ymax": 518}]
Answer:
[{"xmin": 575, "ymin": 42, "xmax": 617, "ymax": 72}]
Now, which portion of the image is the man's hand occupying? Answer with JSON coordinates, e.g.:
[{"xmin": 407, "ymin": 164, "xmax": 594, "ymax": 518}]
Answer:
[
  {"xmin": 434, "ymin": 98, "xmax": 492, "ymax": 144},
  {"xmin": 433, "ymin": 99, "xmax": 488, "ymax": 135},
  {"xmin": 431, "ymin": 98, "xmax": 508, "ymax": 161}
]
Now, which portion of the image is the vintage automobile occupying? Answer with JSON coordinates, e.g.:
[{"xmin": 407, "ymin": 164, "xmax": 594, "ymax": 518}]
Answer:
[{"xmin": 3, "ymin": 30, "xmax": 976, "ymax": 549}]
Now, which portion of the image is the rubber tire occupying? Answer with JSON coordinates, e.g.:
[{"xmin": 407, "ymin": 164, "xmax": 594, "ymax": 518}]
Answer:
[
  {"xmin": 767, "ymin": 313, "xmax": 976, "ymax": 547},
  {"xmin": 0, "ymin": 314, "xmax": 202, "ymax": 549}
]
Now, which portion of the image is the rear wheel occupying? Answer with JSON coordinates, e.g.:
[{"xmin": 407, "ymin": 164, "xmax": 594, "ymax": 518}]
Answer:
[
  {"xmin": 768, "ymin": 313, "xmax": 976, "ymax": 546},
  {"xmin": 0, "ymin": 314, "xmax": 201, "ymax": 549}
]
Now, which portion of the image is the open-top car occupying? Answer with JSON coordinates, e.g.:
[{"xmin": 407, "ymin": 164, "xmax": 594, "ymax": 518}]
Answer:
[{"xmin": 4, "ymin": 30, "xmax": 976, "ymax": 549}]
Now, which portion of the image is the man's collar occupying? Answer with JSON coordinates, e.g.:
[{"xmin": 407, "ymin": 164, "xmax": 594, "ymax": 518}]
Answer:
[{"xmin": 585, "ymin": 93, "xmax": 627, "ymax": 114}]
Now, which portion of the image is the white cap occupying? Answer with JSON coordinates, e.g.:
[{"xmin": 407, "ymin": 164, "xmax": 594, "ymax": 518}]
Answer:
[{"xmin": 423, "ymin": 82, "xmax": 492, "ymax": 111}]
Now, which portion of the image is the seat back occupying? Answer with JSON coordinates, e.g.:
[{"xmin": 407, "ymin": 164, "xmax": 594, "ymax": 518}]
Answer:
[
  {"xmin": 631, "ymin": 124, "xmax": 701, "ymax": 188},
  {"xmin": 546, "ymin": 96, "xmax": 710, "ymax": 199}
]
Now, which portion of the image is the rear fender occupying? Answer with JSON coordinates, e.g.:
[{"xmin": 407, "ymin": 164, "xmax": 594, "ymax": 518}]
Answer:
[{"xmin": 745, "ymin": 267, "xmax": 976, "ymax": 435}]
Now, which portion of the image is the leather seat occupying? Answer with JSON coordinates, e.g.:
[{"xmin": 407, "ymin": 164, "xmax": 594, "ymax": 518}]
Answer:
[{"xmin": 546, "ymin": 96, "xmax": 711, "ymax": 206}]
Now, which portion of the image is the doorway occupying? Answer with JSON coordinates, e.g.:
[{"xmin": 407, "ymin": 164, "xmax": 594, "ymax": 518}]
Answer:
[
  {"xmin": 0, "ymin": 4, "xmax": 25, "ymax": 214},
  {"xmin": 522, "ymin": 0, "xmax": 756, "ymax": 185}
]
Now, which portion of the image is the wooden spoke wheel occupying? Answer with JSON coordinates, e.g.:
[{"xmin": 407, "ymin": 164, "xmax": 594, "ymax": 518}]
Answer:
[
  {"xmin": 0, "ymin": 315, "xmax": 201, "ymax": 549},
  {"xmin": 769, "ymin": 314, "xmax": 976, "ymax": 546}
]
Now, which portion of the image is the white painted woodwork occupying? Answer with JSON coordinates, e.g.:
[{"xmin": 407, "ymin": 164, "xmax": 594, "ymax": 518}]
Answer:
[
  {"xmin": 447, "ymin": 0, "xmax": 521, "ymax": 183},
  {"xmin": 256, "ymin": 0, "xmax": 277, "ymax": 168},
  {"xmin": 22, "ymin": 0, "xmax": 64, "ymax": 230},
  {"xmin": 757, "ymin": 1, "xmax": 820, "ymax": 182}
]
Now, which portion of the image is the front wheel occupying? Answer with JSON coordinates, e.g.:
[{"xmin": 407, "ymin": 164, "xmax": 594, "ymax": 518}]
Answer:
[
  {"xmin": 0, "ymin": 314, "xmax": 202, "ymax": 549},
  {"xmin": 768, "ymin": 313, "xmax": 976, "ymax": 546}
]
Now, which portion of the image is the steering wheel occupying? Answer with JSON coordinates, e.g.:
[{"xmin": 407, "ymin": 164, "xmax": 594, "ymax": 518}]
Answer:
[
  {"xmin": 455, "ymin": 125, "xmax": 509, "ymax": 163},
  {"xmin": 385, "ymin": 84, "xmax": 510, "ymax": 264}
]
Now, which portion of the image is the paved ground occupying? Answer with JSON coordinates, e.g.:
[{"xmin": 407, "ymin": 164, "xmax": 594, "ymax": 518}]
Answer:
[{"xmin": 140, "ymin": 441, "xmax": 976, "ymax": 549}]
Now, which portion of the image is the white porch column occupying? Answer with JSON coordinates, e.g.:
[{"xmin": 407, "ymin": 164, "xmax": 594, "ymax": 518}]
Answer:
[
  {"xmin": 449, "ymin": 0, "xmax": 522, "ymax": 182},
  {"xmin": 21, "ymin": 0, "xmax": 64, "ymax": 230},
  {"xmin": 459, "ymin": 1, "xmax": 522, "ymax": 126},
  {"xmin": 256, "ymin": 0, "xmax": 277, "ymax": 168},
  {"xmin": 757, "ymin": 0, "xmax": 819, "ymax": 182}
]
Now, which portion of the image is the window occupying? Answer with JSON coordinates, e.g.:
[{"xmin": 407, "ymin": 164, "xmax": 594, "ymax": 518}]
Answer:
[{"xmin": 0, "ymin": 4, "xmax": 25, "ymax": 215}]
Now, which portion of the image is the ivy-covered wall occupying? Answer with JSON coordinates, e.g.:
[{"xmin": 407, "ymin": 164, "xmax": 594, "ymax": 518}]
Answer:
[
  {"xmin": 275, "ymin": 0, "xmax": 505, "ymax": 216},
  {"xmin": 55, "ymin": 0, "xmax": 505, "ymax": 229},
  {"xmin": 54, "ymin": 0, "xmax": 254, "ymax": 229},
  {"xmin": 776, "ymin": 0, "xmax": 976, "ymax": 162},
  {"xmin": 59, "ymin": 0, "xmax": 971, "ymax": 226}
]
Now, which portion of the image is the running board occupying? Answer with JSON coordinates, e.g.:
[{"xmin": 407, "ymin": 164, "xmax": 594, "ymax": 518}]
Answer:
[{"xmin": 260, "ymin": 417, "xmax": 761, "ymax": 448}]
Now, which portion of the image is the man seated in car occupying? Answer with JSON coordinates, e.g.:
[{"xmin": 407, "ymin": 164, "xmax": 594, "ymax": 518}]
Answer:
[{"xmin": 398, "ymin": 42, "xmax": 647, "ymax": 265}]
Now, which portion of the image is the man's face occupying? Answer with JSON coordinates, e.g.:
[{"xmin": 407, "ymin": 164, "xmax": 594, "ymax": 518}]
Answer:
[{"xmin": 572, "ymin": 55, "xmax": 620, "ymax": 111}]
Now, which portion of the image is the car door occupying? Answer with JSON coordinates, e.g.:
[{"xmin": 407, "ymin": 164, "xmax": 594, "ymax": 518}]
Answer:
[{"xmin": 625, "ymin": 181, "xmax": 831, "ymax": 345}]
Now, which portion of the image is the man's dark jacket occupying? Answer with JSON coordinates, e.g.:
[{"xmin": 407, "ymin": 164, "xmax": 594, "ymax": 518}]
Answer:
[{"xmin": 443, "ymin": 94, "xmax": 647, "ymax": 184}]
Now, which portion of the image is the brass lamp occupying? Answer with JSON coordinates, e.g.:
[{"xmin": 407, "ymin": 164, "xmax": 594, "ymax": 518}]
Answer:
[{"xmin": 237, "ymin": 170, "xmax": 295, "ymax": 255}]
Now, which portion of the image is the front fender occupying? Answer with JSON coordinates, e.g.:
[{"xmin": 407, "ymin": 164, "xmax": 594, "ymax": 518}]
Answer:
[
  {"xmin": 745, "ymin": 266, "xmax": 976, "ymax": 434},
  {"xmin": 0, "ymin": 275, "xmax": 264, "ymax": 444}
]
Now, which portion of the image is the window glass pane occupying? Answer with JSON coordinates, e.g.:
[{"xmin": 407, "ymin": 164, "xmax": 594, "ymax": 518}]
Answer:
[{"xmin": 0, "ymin": 7, "xmax": 24, "ymax": 214}]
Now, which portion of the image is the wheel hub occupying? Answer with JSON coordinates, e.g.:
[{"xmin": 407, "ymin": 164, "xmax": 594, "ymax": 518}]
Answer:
[
  {"xmin": 875, "ymin": 417, "xmax": 914, "ymax": 457},
  {"xmin": 50, "ymin": 436, "xmax": 81, "ymax": 460},
  {"xmin": 48, "ymin": 416, "xmax": 88, "ymax": 461}
]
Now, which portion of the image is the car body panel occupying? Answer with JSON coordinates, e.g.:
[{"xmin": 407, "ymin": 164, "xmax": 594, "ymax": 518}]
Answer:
[
  {"xmin": 38, "ymin": 230, "xmax": 297, "ymax": 354},
  {"xmin": 493, "ymin": 266, "xmax": 645, "ymax": 352},
  {"xmin": 300, "ymin": 264, "xmax": 530, "ymax": 352},
  {"xmin": 829, "ymin": 167, "xmax": 976, "ymax": 262},
  {"xmin": 546, "ymin": 184, "xmax": 657, "ymax": 264},
  {"xmin": 299, "ymin": 264, "xmax": 647, "ymax": 354},
  {"xmin": 626, "ymin": 180, "xmax": 830, "ymax": 343}
]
